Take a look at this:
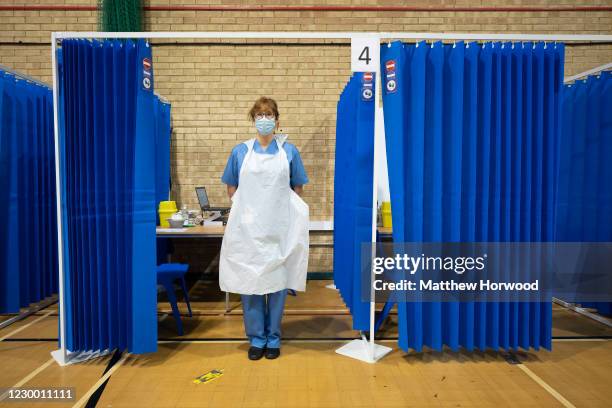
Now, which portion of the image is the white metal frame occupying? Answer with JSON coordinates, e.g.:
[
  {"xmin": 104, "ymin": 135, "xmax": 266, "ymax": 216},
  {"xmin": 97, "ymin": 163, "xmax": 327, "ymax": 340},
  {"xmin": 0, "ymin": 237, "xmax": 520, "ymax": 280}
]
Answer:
[
  {"xmin": 551, "ymin": 61, "xmax": 612, "ymax": 330},
  {"xmin": 51, "ymin": 31, "xmax": 612, "ymax": 366},
  {"xmin": 0, "ymin": 296, "xmax": 58, "ymax": 331},
  {"xmin": 553, "ymin": 298, "xmax": 612, "ymax": 328}
]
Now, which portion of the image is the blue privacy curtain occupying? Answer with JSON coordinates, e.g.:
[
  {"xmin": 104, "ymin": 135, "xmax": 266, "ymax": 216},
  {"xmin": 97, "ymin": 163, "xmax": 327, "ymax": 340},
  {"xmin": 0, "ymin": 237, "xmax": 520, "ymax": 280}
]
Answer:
[
  {"xmin": 154, "ymin": 96, "xmax": 171, "ymax": 264},
  {"xmin": 557, "ymin": 71, "xmax": 612, "ymax": 316},
  {"xmin": 381, "ymin": 41, "xmax": 564, "ymax": 351},
  {"xmin": 57, "ymin": 39, "xmax": 158, "ymax": 354},
  {"xmin": 333, "ymin": 72, "xmax": 375, "ymax": 331},
  {"xmin": 154, "ymin": 96, "xmax": 171, "ymax": 212},
  {"xmin": 0, "ymin": 69, "xmax": 59, "ymax": 313}
]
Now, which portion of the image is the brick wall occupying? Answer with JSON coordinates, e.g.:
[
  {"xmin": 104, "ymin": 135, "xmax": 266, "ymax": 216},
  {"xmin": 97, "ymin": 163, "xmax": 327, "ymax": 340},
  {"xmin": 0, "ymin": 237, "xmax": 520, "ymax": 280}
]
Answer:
[{"xmin": 1, "ymin": 0, "xmax": 611, "ymax": 272}]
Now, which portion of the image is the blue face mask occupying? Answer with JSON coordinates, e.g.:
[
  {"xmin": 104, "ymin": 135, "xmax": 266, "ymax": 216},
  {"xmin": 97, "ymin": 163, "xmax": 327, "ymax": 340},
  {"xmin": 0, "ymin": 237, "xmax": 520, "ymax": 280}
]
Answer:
[{"xmin": 255, "ymin": 118, "xmax": 276, "ymax": 136}]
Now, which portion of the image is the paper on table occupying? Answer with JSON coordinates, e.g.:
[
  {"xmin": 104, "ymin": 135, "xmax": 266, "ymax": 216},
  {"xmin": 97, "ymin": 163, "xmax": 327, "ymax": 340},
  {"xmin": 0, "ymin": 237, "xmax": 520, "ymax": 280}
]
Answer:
[
  {"xmin": 157, "ymin": 228, "xmax": 188, "ymax": 232},
  {"xmin": 203, "ymin": 211, "xmax": 222, "ymax": 222}
]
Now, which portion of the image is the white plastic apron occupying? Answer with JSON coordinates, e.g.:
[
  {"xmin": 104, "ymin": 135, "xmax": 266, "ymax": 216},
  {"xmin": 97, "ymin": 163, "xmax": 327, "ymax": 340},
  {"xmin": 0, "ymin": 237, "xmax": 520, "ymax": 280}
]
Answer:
[{"xmin": 219, "ymin": 137, "xmax": 309, "ymax": 295}]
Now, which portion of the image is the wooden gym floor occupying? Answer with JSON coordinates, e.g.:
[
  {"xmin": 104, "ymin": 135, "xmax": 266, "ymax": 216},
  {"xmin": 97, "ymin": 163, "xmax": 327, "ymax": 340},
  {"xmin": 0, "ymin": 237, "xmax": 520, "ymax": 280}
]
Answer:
[{"xmin": 1, "ymin": 280, "xmax": 611, "ymax": 408}]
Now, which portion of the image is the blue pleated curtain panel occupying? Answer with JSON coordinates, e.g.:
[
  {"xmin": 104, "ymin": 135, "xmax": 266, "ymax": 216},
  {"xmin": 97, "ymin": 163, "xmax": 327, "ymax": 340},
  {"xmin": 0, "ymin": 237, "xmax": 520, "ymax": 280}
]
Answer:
[
  {"xmin": 557, "ymin": 71, "xmax": 612, "ymax": 316},
  {"xmin": 154, "ymin": 96, "xmax": 172, "ymax": 264},
  {"xmin": 0, "ymin": 70, "xmax": 59, "ymax": 313},
  {"xmin": 333, "ymin": 72, "xmax": 375, "ymax": 331},
  {"xmin": 154, "ymin": 97, "xmax": 171, "ymax": 210},
  {"xmin": 380, "ymin": 41, "xmax": 564, "ymax": 352},
  {"xmin": 57, "ymin": 39, "xmax": 159, "ymax": 354}
]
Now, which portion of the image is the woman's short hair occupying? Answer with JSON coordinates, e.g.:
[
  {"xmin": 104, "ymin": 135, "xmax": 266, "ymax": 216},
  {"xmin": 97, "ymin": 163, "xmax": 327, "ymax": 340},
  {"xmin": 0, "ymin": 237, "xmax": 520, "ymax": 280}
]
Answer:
[{"xmin": 248, "ymin": 96, "xmax": 279, "ymax": 121}]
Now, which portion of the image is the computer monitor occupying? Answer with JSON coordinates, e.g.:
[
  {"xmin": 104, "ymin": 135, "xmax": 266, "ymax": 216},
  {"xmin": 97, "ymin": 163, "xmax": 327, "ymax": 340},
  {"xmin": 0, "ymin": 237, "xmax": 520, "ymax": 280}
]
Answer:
[
  {"xmin": 195, "ymin": 186, "xmax": 210, "ymax": 210},
  {"xmin": 195, "ymin": 186, "xmax": 230, "ymax": 213}
]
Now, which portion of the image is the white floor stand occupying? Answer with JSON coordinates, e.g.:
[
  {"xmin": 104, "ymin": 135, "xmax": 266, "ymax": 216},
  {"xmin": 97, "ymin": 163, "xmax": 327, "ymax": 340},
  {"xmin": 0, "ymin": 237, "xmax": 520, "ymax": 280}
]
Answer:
[
  {"xmin": 336, "ymin": 334, "xmax": 392, "ymax": 363},
  {"xmin": 51, "ymin": 348, "xmax": 112, "ymax": 366}
]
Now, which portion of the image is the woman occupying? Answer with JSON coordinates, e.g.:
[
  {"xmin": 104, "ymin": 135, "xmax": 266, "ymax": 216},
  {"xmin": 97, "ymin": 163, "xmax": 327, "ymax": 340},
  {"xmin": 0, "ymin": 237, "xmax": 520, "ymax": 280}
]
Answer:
[{"xmin": 219, "ymin": 96, "xmax": 309, "ymax": 360}]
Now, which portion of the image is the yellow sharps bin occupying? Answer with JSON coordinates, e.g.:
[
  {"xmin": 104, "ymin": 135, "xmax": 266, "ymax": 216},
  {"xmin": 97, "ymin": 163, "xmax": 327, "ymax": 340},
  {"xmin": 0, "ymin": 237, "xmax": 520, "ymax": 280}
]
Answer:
[
  {"xmin": 158, "ymin": 201, "xmax": 177, "ymax": 228},
  {"xmin": 381, "ymin": 201, "xmax": 392, "ymax": 228}
]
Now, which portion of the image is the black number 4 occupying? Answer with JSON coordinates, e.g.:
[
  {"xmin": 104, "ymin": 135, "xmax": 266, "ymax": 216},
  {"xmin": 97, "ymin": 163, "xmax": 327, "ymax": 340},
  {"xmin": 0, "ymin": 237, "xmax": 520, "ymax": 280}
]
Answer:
[{"xmin": 359, "ymin": 46, "xmax": 371, "ymax": 64}]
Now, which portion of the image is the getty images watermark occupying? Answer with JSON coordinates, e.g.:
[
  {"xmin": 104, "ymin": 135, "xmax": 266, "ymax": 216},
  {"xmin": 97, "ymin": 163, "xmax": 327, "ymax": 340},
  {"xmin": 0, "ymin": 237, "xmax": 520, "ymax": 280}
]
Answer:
[
  {"xmin": 360, "ymin": 242, "xmax": 612, "ymax": 303},
  {"xmin": 373, "ymin": 252, "xmax": 538, "ymax": 292}
]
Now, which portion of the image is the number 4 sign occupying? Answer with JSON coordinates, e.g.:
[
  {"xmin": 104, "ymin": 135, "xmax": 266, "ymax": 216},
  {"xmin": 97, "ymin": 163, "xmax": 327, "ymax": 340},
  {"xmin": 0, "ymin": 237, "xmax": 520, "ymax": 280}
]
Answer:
[{"xmin": 351, "ymin": 37, "xmax": 380, "ymax": 73}]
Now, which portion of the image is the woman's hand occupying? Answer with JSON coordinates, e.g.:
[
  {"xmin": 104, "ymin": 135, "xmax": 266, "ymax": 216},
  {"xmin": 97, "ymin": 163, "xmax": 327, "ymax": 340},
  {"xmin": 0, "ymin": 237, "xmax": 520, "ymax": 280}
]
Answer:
[
  {"xmin": 227, "ymin": 185, "xmax": 237, "ymax": 199},
  {"xmin": 293, "ymin": 185, "xmax": 303, "ymax": 196}
]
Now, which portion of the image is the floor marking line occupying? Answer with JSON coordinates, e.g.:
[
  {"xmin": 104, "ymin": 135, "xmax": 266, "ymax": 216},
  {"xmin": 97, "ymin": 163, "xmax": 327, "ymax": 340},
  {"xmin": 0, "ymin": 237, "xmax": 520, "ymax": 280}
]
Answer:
[
  {"xmin": 71, "ymin": 353, "xmax": 129, "ymax": 408},
  {"xmin": 0, "ymin": 358, "xmax": 55, "ymax": 402},
  {"xmin": 552, "ymin": 338, "xmax": 607, "ymax": 342},
  {"xmin": 552, "ymin": 335, "xmax": 612, "ymax": 339},
  {"xmin": 516, "ymin": 364, "xmax": 576, "ymax": 408},
  {"xmin": 84, "ymin": 350, "xmax": 125, "ymax": 408},
  {"xmin": 0, "ymin": 310, "xmax": 54, "ymax": 341}
]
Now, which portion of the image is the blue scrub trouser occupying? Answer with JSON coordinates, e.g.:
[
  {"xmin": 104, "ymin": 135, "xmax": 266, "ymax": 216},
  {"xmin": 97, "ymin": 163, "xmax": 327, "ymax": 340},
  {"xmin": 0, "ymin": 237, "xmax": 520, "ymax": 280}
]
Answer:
[{"xmin": 241, "ymin": 289, "xmax": 287, "ymax": 349}]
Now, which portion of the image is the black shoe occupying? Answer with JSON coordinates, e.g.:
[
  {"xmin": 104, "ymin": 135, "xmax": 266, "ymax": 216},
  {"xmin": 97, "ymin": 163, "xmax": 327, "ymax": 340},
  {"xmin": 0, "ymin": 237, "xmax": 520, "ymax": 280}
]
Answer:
[
  {"xmin": 248, "ymin": 346, "xmax": 265, "ymax": 360},
  {"xmin": 265, "ymin": 348, "xmax": 280, "ymax": 359}
]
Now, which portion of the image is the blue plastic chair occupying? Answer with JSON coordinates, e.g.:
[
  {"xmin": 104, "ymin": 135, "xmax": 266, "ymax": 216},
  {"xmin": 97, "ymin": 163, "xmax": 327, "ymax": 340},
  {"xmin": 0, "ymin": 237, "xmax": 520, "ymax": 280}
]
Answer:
[{"xmin": 157, "ymin": 263, "xmax": 192, "ymax": 335}]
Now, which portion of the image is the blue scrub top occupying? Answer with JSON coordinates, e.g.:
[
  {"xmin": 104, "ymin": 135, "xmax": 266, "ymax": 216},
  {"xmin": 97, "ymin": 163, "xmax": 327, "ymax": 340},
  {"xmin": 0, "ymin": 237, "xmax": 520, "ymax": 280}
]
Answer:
[{"xmin": 221, "ymin": 139, "xmax": 309, "ymax": 188}]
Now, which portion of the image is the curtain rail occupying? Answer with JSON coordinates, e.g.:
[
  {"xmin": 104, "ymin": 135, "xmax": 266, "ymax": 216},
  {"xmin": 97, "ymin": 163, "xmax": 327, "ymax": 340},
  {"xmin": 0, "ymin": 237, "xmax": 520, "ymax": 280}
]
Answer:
[
  {"xmin": 0, "ymin": 63, "xmax": 50, "ymax": 87},
  {"xmin": 52, "ymin": 32, "xmax": 612, "ymax": 42},
  {"xmin": 564, "ymin": 62, "xmax": 612, "ymax": 83},
  {"xmin": 3, "ymin": 5, "xmax": 612, "ymax": 13}
]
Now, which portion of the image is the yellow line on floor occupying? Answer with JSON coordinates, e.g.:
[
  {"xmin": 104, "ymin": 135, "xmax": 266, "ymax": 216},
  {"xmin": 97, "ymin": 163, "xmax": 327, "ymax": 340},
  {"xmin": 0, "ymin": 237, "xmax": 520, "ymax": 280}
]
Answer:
[
  {"xmin": 0, "ymin": 358, "xmax": 55, "ymax": 402},
  {"xmin": 0, "ymin": 310, "xmax": 54, "ymax": 341},
  {"xmin": 71, "ymin": 353, "xmax": 129, "ymax": 408},
  {"xmin": 517, "ymin": 364, "xmax": 576, "ymax": 408}
]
